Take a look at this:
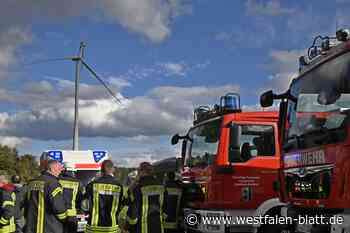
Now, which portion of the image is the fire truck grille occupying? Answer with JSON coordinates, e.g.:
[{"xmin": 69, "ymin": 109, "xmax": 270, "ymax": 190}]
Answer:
[{"xmin": 285, "ymin": 165, "xmax": 333, "ymax": 199}]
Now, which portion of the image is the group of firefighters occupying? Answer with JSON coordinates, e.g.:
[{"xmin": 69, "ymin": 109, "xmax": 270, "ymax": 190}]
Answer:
[{"xmin": 0, "ymin": 158, "xmax": 184, "ymax": 233}]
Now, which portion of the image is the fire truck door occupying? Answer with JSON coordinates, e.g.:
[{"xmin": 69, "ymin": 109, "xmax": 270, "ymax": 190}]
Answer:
[{"xmin": 226, "ymin": 123, "xmax": 280, "ymax": 209}]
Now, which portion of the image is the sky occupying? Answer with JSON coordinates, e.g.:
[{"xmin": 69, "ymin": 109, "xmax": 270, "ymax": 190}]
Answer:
[{"xmin": 0, "ymin": 0, "xmax": 348, "ymax": 167}]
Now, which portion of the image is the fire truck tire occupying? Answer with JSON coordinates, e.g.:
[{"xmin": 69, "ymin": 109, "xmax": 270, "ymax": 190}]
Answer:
[
  {"xmin": 258, "ymin": 209, "xmax": 294, "ymax": 233},
  {"xmin": 258, "ymin": 223, "xmax": 294, "ymax": 233},
  {"xmin": 184, "ymin": 230, "xmax": 199, "ymax": 233}
]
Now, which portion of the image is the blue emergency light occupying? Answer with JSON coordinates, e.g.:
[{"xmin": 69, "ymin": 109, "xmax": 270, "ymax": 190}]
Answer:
[
  {"xmin": 93, "ymin": 151, "xmax": 107, "ymax": 162},
  {"xmin": 47, "ymin": 151, "xmax": 63, "ymax": 163},
  {"xmin": 220, "ymin": 93, "xmax": 240, "ymax": 110}
]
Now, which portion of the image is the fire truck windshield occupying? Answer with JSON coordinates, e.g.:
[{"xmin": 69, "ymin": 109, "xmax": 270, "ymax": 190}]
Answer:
[
  {"xmin": 185, "ymin": 119, "xmax": 221, "ymax": 168},
  {"xmin": 285, "ymin": 52, "xmax": 350, "ymax": 151}
]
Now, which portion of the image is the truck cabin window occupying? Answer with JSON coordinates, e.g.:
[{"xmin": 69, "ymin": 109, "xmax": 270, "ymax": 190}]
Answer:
[
  {"xmin": 185, "ymin": 119, "xmax": 221, "ymax": 168},
  {"xmin": 229, "ymin": 124, "xmax": 275, "ymax": 163},
  {"xmin": 285, "ymin": 52, "xmax": 350, "ymax": 151}
]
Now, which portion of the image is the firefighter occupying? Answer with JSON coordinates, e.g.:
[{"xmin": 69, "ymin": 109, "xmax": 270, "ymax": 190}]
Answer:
[
  {"xmin": 24, "ymin": 159, "xmax": 67, "ymax": 233},
  {"xmin": 59, "ymin": 163, "xmax": 84, "ymax": 233},
  {"xmin": 0, "ymin": 175, "xmax": 16, "ymax": 233},
  {"xmin": 11, "ymin": 175, "xmax": 26, "ymax": 233},
  {"xmin": 85, "ymin": 160, "xmax": 125, "ymax": 233},
  {"xmin": 124, "ymin": 162, "xmax": 166, "ymax": 233},
  {"xmin": 163, "ymin": 172, "xmax": 183, "ymax": 233}
]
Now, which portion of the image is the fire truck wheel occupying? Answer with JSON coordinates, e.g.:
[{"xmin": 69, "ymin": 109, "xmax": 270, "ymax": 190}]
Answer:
[
  {"xmin": 258, "ymin": 214, "xmax": 294, "ymax": 233},
  {"xmin": 184, "ymin": 230, "xmax": 199, "ymax": 233},
  {"xmin": 259, "ymin": 223, "xmax": 294, "ymax": 233}
]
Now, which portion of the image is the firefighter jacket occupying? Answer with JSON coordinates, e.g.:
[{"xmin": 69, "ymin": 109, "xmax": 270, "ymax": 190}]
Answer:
[
  {"xmin": 0, "ymin": 184, "xmax": 16, "ymax": 233},
  {"xmin": 13, "ymin": 184, "xmax": 26, "ymax": 221},
  {"xmin": 13, "ymin": 183, "xmax": 26, "ymax": 233},
  {"xmin": 163, "ymin": 180, "xmax": 183, "ymax": 232},
  {"xmin": 24, "ymin": 172, "xmax": 67, "ymax": 233},
  {"xmin": 126, "ymin": 175, "xmax": 166, "ymax": 233},
  {"xmin": 117, "ymin": 186, "xmax": 130, "ymax": 227},
  {"xmin": 85, "ymin": 174, "xmax": 125, "ymax": 233},
  {"xmin": 59, "ymin": 173, "xmax": 84, "ymax": 217}
]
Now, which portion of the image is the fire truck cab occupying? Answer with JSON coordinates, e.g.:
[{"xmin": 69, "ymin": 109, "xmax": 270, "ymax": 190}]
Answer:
[
  {"xmin": 260, "ymin": 29, "xmax": 350, "ymax": 233},
  {"xmin": 172, "ymin": 93, "xmax": 286, "ymax": 233}
]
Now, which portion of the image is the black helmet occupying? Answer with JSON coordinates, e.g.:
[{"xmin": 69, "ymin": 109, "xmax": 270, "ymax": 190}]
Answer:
[{"xmin": 11, "ymin": 175, "xmax": 21, "ymax": 184}]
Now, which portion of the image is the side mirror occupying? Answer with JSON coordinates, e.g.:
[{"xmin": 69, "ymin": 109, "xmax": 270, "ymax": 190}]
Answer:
[
  {"xmin": 181, "ymin": 140, "xmax": 187, "ymax": 164},
  {"xmin": 230, "ymin": 123, "xmax": 241, "ymax": 149},
  {"xmin": 317, "ymin": 89, "xmax": 341, "ymax": 105},
  {"xmin": 229, "ymin": 123, "xmax": 241, "ymax": 163},
  {"xmin": 171, "ymin": 134, "xmax": 180, "ymax": 145},
  {"xmin": 260, "ymin": 90, "xmax": 274, "ymax": 108}
]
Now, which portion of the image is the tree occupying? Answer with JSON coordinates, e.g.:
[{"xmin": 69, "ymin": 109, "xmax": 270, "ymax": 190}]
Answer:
[
  {"xmin": 0, "ymin": 145, "xmax": 18, "ymax": 177},
  {"xmin": 17, "ymin": 154, "xmax": 40, "ymax": 183}
]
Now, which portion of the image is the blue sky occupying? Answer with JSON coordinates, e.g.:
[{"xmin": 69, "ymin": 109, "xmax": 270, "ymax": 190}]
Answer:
[{"xmin": 0, "ymin": 0, "xmax": 348, "ymax": 166}]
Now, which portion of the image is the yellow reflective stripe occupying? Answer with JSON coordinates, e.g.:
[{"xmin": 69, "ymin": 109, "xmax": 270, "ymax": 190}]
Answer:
[
  {"xmin": 0, "ymin": 217, "xmax": 15, "ymax": 233},
  {"xmin": 59, "ymin": 180, "xmax": 79, "ymax": 216},
  {"xmin": 92, "ymin": 184, "xmax": 100, "ymax": 226},
  {"xmin": 141, "ymin": 185, "xmax": 164, "ymax": 195},
  {"xmin": 166, "ymin": 187, "xmax": 182, "ymax": 226},
  {"xmin": 126, "ymin": 216, "xmax": 138, "ymax": 225},
  {"xmin": 159, "ymin": 187, "xmax": 165, "ymax": 233},
  {"xmin": 29, "ymin": 181, "xmax": 45, "ymax": 192},
  {"xmin": 123, "ymin": 186, "xmax": 128, "ymax": 199},
  {"xmin": 94, "ymin": 183, "xmax": 121, "ymax": 194},
  {"xmin": 142, "ymin": 194, "xmax": 148, "ymax": 233},
  {"xmin": 2, "ymin": 201, "xmax": 14, "ymax": 207},
  {"xmin": 11, "ymin": 193, "xmax": 15, "ymax": 202},
  {"xmin": 37, "ymin": 190, "xmax": 44, "ymax": 233},
  {"xmin": 85, "ymin": 224, "xmax": 120, "ymax": 233},
  {"xmin": 51, "ymin": 187, "xmax": 63, "ymax": 198},
  {"xmin": 59, "ymin": 180, "xmax": 78, "ymax": 189},
  {"xmin": 166, "ymin": 187, "xmax": 182, "ymax": 195},
  {"xmin": 0, "ymin": 217, "xmax": 8, "ymax": 225},
  {"xmin": 140, "ymin": 185, "xmax": 165, "ymax": 233},
  {"xmin": 164, "ymin": 222, "xmax": 177, "ymax": 229},
  {"xmin": 92, "ymin": 183, "xmax": 121, "ymax": 227},
  {"xmin": 130, "ymin": 192, "xmax": 135, "ymax": 202},
  {"xmin": 111, "ymin": 194, "xmax": 119, "ymax": 226},
  {"xmin": 66, "ymin": 209, "xmax": 77, "ymax": 217},
  {"xmin": 165, "ymin": 187, "xmax": 182, "ymax": 226},
  {"xmin": 56, "ymin": 212, "xmax": 67, "ymax": 220}
]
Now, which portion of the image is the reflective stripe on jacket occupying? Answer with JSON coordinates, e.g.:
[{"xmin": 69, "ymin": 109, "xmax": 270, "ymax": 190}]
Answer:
[
  {"xmin": 85, "ymin": 175, "xmax": 124, "ymax": 233},
  {"xmin": 24, "ymin": 172, "xmax": 67, "ymax": 233},
  {"xmin": 0, "ymin": 189, "xmax": 15, "ymax": 233},
  {"xmin": 59, "ymin": 175, "xmax": 83, "ymax": 217},
  {"xmin": 163, "ymin": 180, "xmax": 183, "ymax": 230},
  {"xmin": 126, "ymin": 175, "xmax": 166, "ymax": 233}
]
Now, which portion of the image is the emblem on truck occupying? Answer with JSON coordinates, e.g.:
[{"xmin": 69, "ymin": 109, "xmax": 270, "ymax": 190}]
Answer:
[{"xmin": 284, "ymin": 150, "xmax": 326, "ymax": 167}]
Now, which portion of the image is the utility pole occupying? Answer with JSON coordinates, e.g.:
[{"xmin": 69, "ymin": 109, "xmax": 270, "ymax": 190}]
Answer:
[{"xmin": 72, "ymin": 42, "xmax": 86, "ymax": 150}]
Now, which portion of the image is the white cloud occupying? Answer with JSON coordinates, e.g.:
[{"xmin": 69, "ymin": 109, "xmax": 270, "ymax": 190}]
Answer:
[
  {"xmin": 108, "ymin": 77, "xmax": 132, "ymax": 89},
  {"xmin": 214, "ymin": 21, "xmax": 276, "ymax": 49},
  {"xmin": 158, "ymin": 62, "xmax": 187, "ymax": 77},
  {"xmin": 23, "ymin": 80, "xmax": 54, "ymax": 94},
  {"xmin": 261, "ymin": 49, "xmax": 304, "ymax": 92},
  {"xmin": 115, "ymin": 60, "xmax": 210, "ymax": 80},
  {"xmin": 0, "ymin": 0, "xmax": 191, "ymax": 43},
  {"xmin": 245, "ymin": 0, "xmax": 295, "ymax": 16},
  {"xmin": 114, "ymin": 146, "xmax": 179, "ymax": 167},
  {"xmin": 0, "ymin": 83, "xmax": 240, "ymax": 141},
  {"xmin": 127, "ymin": 135, "xmax": 159, "ymax": 144},
  {"xmin": 0, "ymin": 28, "xmax": 31, "ymax": 80},
  {"xmin": 0, "ymin": 136, "xmax": 29, "ymax": 148}
]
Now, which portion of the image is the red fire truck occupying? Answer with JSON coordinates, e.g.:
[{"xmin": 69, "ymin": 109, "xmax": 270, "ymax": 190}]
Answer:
[
  {"xmin": 172, "ymin": 93, "xmax": 286, "ymax": 233},
  {"xmin": 260, "ymin": 29, "xmax": 350, "ymax": 233}
]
